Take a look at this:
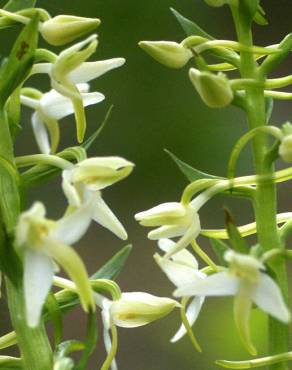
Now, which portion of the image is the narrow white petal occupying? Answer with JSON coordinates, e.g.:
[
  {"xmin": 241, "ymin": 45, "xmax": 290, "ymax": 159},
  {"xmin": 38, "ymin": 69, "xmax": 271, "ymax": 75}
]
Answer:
[
  {"xmin": 148, "ymin": 225, "xmax": 187, "ymax": 240},
  {"xmin": 154, "ymin": 254, "xmax": 201, "ymax": 287},
  {"xmin": 69, "ymin": 58, "xmax": 126, "ymax": 83},
  {"xmin": 31, "ymin": 112, "xmax": 51, "ymax": 154},
  {"xmin": 81, "ymin": 91, "xmax": 105, "ymax": 107},
  {"xmin": 92, "ymin": 195, "xmax": 127, "ymax": 240},
  {"xmin": 171, "ymin": 296, "xmax": 205, "ymax": 342},
  {"xmin": 53, "ymin": 202, "xmax": 93, "ymax": 245},
  {"xmin": 24, "ymin": 250, "xmax": 54, "ymax": 327},
  {"xmin": 62, "ymin": 169, "xmax": 82, "ymax": 207},
  {"xmin": 158, "ymin": 239, "xmax": 198, "ymax": 269},
  {"xmin": 20, "ymin": 95, "xmax": 40, "ymax": 110},
  {"xmin": 164, "ymin": 221, "xmax": 201, "ymax": 258},
  {"xmin": 253, "ymin": 273, "xmax": 290, "ymax": 323},
  {"xmin": 175, "ymin": 271, "xmax": 238, "ymax": 297}
]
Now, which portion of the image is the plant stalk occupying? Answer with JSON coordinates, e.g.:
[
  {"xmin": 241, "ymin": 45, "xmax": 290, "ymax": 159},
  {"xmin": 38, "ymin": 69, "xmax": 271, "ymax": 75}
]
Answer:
[{"xmin": 231, "ymin": 8, "xmax": 289, "ymax": 370}]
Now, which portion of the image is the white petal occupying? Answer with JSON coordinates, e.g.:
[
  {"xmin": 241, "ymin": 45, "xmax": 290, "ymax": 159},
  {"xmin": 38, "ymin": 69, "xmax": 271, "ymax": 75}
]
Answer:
[
  {"xmin": 24, "ymin": 250, "xmax": 54, "ymax": 327},
  {"xmin": 69, "ymin": 58, "xmax": 125, "ymax": 83},
  {"xmin": 158, "ymin": 239, "xmax": 198, "ymax": 269},
  {"xmin": 40, "ymin": 90, "xmax": 74, "ymax": 120},
  {"xmin": 20, "ymin": 95, "xmax": 40, "ymax": 110},
  {"xmin": 253, "ymin": 273, "xmax": 290, "ymax": 323},
  {"xmin": 62, "ymin": 169, "xmax": 82, "ymax": 207},
  {"xmin": 31, "ymin": 112, "xmax": 51, "ymax": 154},
  {"xmin": 148, "ymin": 225, "xmax": 188, "ymax": 240},
  {"xmin": 175, "ymin": 271, "xmax": 238, "ymax": 297},
  {"xmin": 135, "ymin": 202, "xmax": 186, "ymax": 226},
  {"xmin": 171, "ymin": 296, "xmax": 205, "ymax": 342},
  {"xmin": 154, "ymin": 254, "xmax": 201, "ymax": 287},
  {"xmin": 164, "ymin": 221, "xmax": 201, "ymax": 258},
  {"xmin": 53, "ymin": 202, "xmax": 93, "ymax": 245},
  {"xmin": 92, "ymin": 194, "xmax": 127, "ymax": 240}
]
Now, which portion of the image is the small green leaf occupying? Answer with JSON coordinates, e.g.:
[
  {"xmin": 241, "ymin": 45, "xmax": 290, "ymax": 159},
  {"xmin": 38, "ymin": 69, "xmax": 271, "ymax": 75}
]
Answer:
[
  {"xmin": 91, "ymin": 244, "xmax": 132, "ymax": 280},
  {"xmin": 4, "ymin": 0, "xmax": 36, "ymax": 11},
  {"xmin": 254, "ymin": 7, "xmax": 268, "ymax": 26},
  {"xmin": 55, "ymin": 340, "xmax": 85, "ymax": 360},
  {"xmin": 165, "ymin": 149, "xmax": 221, "ymax": 182},
  {"xmin": 0, "ymin": 15, "xmax": 38, "ymax": 105},
  {"xmin": 224, "ymin": 209, "xmax": 249, "ymax": 254},
  {"xmin": 209, "ymin": 238, "xmax": 229, "ymax": 266},
  {"xmin": 82, "ymin": 105, "xmax": 113, "ymax": 150},
  {"xmin": 238, "ymin": 0, "xmax": 260, "ymax": 25},
  {"xmin": 170, "ymin": 7, "xmax": 213, "ymax": 39}
]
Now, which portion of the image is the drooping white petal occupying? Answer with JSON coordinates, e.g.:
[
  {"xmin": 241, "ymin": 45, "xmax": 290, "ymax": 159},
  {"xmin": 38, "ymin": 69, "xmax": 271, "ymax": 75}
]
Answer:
[
  {"xmin": 69, "ymin": 58, "xmax": 126, "ymax": 83},
  {"xmin": 171, "ymin": 296, "xmax": 205, "ymax": 343},
  {"xmin": 148, "ymin": 225, "xmax": 188, "ymax": 240},
  {"xmin": 24, "ymin": 250, "xmax": 54, "ymax": 328},
  {"xmin": 31, "ymin": 112, "xmax": 51, "ymax": 155},
  {"xmin": 253, "ymin": 273, "xmax": 290, "ymax": 323},
  {"xmin": 92, "ymin": 194, "xmax": 127, "ymax": 240},
  {"xmin": 164, "ymin": 220, "xmax": 201, "ymax": 258},
  {"xmin": 62, "ymin": 169, "xmax": 82, "ymax": 207},
  {"xmin": 158, "ymin": 239, "xmax": 198, "ymax": 269},
  {"xmin": 53, "ymin": 201, "xmax": 93, "ymax": 245},
  {"xmin": 175, "ymin": 271, "xmax": 238, "ymax": 297},
  {"xmin": 154, "ymin": 254, "xmax": 201, "ymax": 287}
]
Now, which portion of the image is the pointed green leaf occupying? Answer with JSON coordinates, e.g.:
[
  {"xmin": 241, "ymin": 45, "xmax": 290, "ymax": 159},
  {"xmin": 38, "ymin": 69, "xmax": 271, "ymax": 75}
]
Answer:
[
  {"xmin": 82, "ymin": 105, "xmax": 113, "ymax": 150},
  {"xmin": 224, "ymin": 209, "xmax": 249, "ymax": 254},
  {"xmin": 165, "ymin": 149, "xmax": 222, "ymax": 181},
  {"xmin": 209, "ymin": 238, "xmax": 229, "ymax": 267},
  {"xmin": 238, "ymin": 0, "xmax": 260, "ymax": 25},
  {"xmin": 170, "ymin": 7, "xmax": 213, "ymax": 39},
  {"xmin": 4, "ymin": 0, "xmax": 36, "ymax": 11},
  {"xmin": 91, "ymin": 244, "xmax": 132, "ymax": 280}
]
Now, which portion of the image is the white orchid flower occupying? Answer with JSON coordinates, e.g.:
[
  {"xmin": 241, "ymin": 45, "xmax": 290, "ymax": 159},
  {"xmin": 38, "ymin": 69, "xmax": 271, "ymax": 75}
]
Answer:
[
  {"xmin": 135, "ymin": 202, "xmax": 201, "ymax": 258},
  {"xmin": 32, "ymin": 35, "xmax": 125, "ymax": 143},
  {"xmin": 15, "ymin": 202, "xmax": 95, "ymax": 328},
  {"xmin": 62, "ymin": 157, "xmax": 134, "ymax": 240},
  {"xmin": 20, "ymin": 83, "xmax": 104, "ymax": 154},
  {"xmin": 175, "ymin": 250, "xmax": 290, "ymax": 355},
  {"xmin": 154, "ymin": 239, "xmax": 205, "ymax": 343}
]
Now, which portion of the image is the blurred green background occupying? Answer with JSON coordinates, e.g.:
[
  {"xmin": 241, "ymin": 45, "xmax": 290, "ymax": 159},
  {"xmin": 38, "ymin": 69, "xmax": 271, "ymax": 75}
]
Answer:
[{"xmin": 0, "ymin": 0, "xmax": 291, "ymax": 369}]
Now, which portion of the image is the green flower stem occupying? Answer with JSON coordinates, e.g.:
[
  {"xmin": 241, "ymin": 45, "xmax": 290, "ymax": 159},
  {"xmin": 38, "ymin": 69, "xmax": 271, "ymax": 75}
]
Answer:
[
  {"xmin": 6, "ymin": 278, "xmax": 53, "ymax": 370},
  {"xmin": 0, "ymin": 108, "xmax": 53, "ymax": 370},
  {"xmin": 231, "ymin": 7, "xmax": 289, "ymax": 370},
  {"xmin": 180, "ymin": 297, "xmax": 202, "ymax": 353},
  {"xmin": 16, "ymin": 154, "xmax": 73, "ymax": 170},
  {"xmin": 216, "ymin": 351, "xmax": 292, "ymax": 369},
  {"xmin": 227, "ymin": 126, "xmax": 282, "ymax": 179},
  {"xmin": 191, "ymin": 240, "xmax": 218, "ymax": 271}
]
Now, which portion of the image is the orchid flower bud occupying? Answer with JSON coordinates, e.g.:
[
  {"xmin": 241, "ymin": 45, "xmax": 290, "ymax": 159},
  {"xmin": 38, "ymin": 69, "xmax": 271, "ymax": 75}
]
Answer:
[
  {"xmin": 189, "ymin": 68, "xmax": 234, "ymax": 108},
  {"xmin": 139, "ymin": 41, "xmax": 192, "ymax": 69},
  {"xmin": 40, "ymin": 15, "xmax": 101, "ymax": 46},
  {"xmin": 109, "ymin": 292, "xmax": 179, "ymax": 328},
  {"xmin": 135, "ymin": 202, "xmax": 201, "ymax": 258},
  {"xmin": 279, "ymin": 122, "xmax": 292, "ymax": 163}
]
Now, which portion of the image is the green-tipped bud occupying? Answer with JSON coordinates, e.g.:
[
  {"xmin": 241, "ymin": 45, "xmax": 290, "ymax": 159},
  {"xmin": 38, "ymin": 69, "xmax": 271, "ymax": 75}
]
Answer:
[
  {"xmin": 139, "ymin": 40, "xmax": 192, "ymax": 69},
  {"xmin": 189, "ymin": 68, "xmax": 233, "ymax": 108},
  {"xmin": 40, "ymin": 15, "xmax": 100, "ymax": 46},
  {"xmin": 279, "ymin": 122, "xmax": 292, "ymax": 163},
  {"xmin": 204, "ymin": 0, "xmax": 238, "ymax": 7}
]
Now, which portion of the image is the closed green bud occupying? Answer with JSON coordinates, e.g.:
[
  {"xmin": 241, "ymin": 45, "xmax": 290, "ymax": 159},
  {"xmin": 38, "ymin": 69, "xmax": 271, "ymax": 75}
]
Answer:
[
  {"xmin": 189, "ymin": 68, "xmax": 234, "ymax": 108},
  {"xmin": 279, "ymin": 136, "xmax": 292, "ymax": 163},
  {"xmin": 138, "ymin": 40, "xmax": 192, "ymax": 69},
  {"xmin": 40, "ymin": 15, "xmax": 100, "ymax": 46}
]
